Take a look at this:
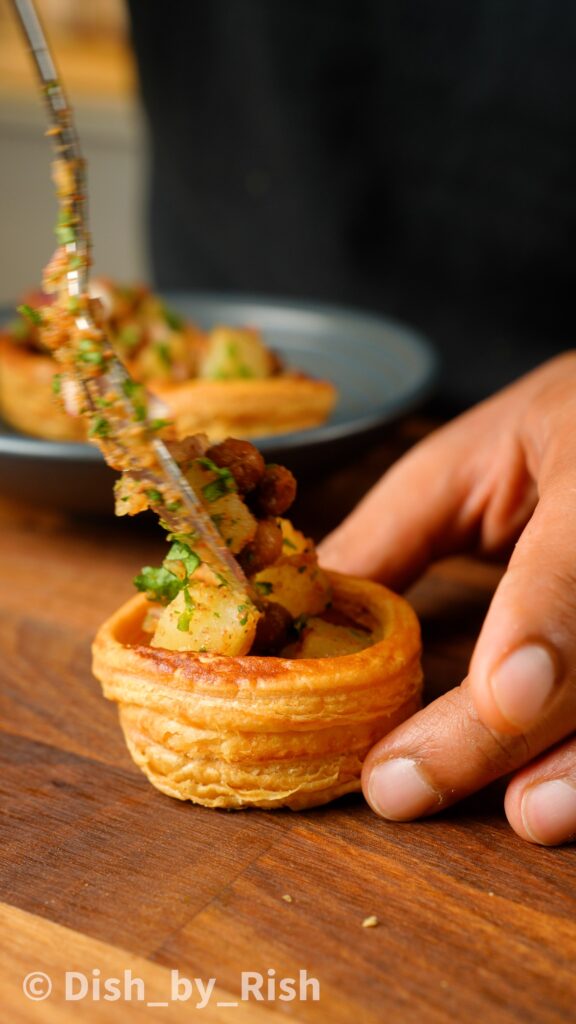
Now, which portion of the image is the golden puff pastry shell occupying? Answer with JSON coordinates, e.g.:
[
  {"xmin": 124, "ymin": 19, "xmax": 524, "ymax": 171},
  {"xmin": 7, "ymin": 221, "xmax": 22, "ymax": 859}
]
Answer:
[
  {"xmin": 0, "ymin": 332, "xmax": 336, "ymax": 443},
  {"xmin": 92, "ymin": 572, "xmax": 422, "ymax": 810},
  {"xmin": 149, "ymin": 373, "xmax": 337, "ymax": 441},
  {"xmin": 0, "ymin": 334, "xmax": 85, "ymax": 441}
]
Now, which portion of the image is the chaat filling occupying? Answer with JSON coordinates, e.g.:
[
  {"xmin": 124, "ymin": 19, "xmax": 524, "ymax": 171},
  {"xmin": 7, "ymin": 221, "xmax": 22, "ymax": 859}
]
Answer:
[{"xmin": 130, "ymin": 436, "xmax": 379, "ymax": 659}]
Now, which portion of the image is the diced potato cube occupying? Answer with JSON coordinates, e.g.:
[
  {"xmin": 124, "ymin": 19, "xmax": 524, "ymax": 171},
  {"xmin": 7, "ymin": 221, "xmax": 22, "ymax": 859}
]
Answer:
[
  {"xmin": 287, "ymin": 618, "xmax": 374, "ymax": 659},
  {"xmin": 199, "ymin": 327, "xmax": 274, "ymax": 380},
  {"xmin": 185, "ymin": 460, "xmax": 258, "ymax": 553},
  {"xmin": 210, "ymin": 492, "xmax": 259, "ymax": 554},
  {"xmin": 151, "ymin": 580, "xmax": 261, "ymax": 655},
  {"xmin": 253, "ymin": 554, "xmax": 332, "ymax": 619},
  {"xmin": 277, "ymin": 517, "xmax": 309, "ymax": 555}
]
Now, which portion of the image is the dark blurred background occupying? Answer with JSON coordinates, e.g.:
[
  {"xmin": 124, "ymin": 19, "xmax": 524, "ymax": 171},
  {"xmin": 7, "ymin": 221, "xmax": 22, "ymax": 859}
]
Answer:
[
  {"xmin": 2, "ymin": 0, "xmax": 575, "ymax": 411},
  {"xmin": 128, "ymin": 0, "xmax": 576, "ymax": 408}
]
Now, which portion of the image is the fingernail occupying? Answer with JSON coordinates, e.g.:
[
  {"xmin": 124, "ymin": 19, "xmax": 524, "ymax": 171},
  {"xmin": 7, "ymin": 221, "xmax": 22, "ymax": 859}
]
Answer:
[
  {"xmin": 521, "ymin": 780, "xmax": 576, "ymax": 845},
  {"xmin": 366, "ymin": 757, "xmax": 439, "ymax": 821},
  {"xmin": 489, "ymin": 644, "xmax": 556, "ymax": 729}
]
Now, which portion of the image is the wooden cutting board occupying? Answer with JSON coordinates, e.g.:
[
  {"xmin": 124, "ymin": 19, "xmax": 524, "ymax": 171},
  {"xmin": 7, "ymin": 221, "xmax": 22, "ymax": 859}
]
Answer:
[{"xmin": 1, "ymin": 434, "xmax": 575, "ymax": 1024}]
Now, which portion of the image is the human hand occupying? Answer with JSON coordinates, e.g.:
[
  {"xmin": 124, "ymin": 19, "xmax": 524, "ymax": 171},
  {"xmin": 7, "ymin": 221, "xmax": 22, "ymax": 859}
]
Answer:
[{"xmin": 319, "ymin": 354, "xmax": 576, "ymax": 845}]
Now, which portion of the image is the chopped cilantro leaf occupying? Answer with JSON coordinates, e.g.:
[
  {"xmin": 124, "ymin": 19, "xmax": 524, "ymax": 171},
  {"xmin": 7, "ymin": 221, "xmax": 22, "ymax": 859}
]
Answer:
[
  {"xmin": 17, "ymin": 304, "xmax": 43, "ymax": 327},
  {"xmin": 56, "ymin": 224, "xmax": 76, "ymax": 245},
  {"xmin": 89, "ymin": 415, "xmax": 110, "ymax": 438},
  {"xmin": 118, "ymin": 325, "xmax": 141, "ymax": 351},
  {"xmin": 165, "ymin": 541, "xmax": 200, "ymax": 578},
  {"xmin": 177, "ymin": 610, "xmax": 192, "ymax": 631},
  {"xmin": 282, "ymin": 537, "xmax": 297, "ymax": 550},
  {"xmin": 134, "ymin": 565, "xmax": 183, "ymax": 605},
  {"xmin": 154, "ymin": 341, "xmax": 172, "ymax": 368},
  {"xmin": 122, "ymin": 378, "xmax": 139, "ymax": 398},
  {"xmin": 121, "ymin": 379, "xmax": 147, "ymax": 421},
  {"xmin": 162, "ymin": 305, "xmax": 184, "ymax": 331},
  {"xmin": 237, "ymin": 603, "xmax": 250, "ymax": 626},
  {"xmin": 197, "ymin": 457, "xmax": 236, "ymax": 502},
  {"xmin": 51, "ymin": 373, "xmax": 62, "ymax": 396},
  {"xmin": 203, "ymin": 478, "xmax": 234, "ymax": 502},
  {"xmin": 145, "ymin": 488, "xmax": 163, "ymax": 504},
  {"xmin": 77, "ymin": 342, "xmax": 105, "ymax": 368},
  {"xmin": 177, "ymin": 586, "xmax": 195, "ymax": 631},
  {"xmin": 197, "ymin": 457, "xmax": 223, "ymax": 474},
  {"xmin": 254, "ymin": 581, "xmax": 274, "ymax": 596}
]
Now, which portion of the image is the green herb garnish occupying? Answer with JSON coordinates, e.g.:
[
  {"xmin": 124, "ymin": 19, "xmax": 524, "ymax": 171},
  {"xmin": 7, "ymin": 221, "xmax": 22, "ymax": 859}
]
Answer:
[
  {"xmin": 89, "ymin": 415, "xmax": 110, "ymax": 438},
  {"xmin": 237, "ymin": 603, "xmax": 250, "ymax": 626},
  {"xmin": 134, "ymin": 565, "xmax": 183, "ymax": 604},
  {"xmin": 55, "ymin": 224, "xmax": 76, "ymax": 245},
  {"xmin": 78, "ymin": 350, "xmax": 105, "ymax": 367},
  {"xmin": 154, "ymin": 341, "xmax": 172, "ymax": 368},
  {"xmin": 17, "ymin": 304, "xmax": 43, "ymax": 327},
  {"xmin": 161, "ymin": 305, "xmax": 184, "ymax": 331},
  {"xmin": 254, "ymin": 581, "xmax": 274, "ymax": 596},
  {"xmin": 76, "ymin": 339, "xmax": 105, "ymax": 368},
  {"xmin": 197, "ymin": 457, "xmax": 236, "ymax": 503},
  {"xmin": 165, "ymin": 540, "xmax": 201, "ymax": 578},
  {"xmin": 177, "ymin": 587, "xmax": 195, "ymax": 631},
  {"xmin": 145, "ymin": 488, "xmax": 163, "ymax": 504},
  {"xmin": 121, "ymin": 377, "xmax": 147, "ymax": 420},
  {"xmin": 118, "ymin": 325, "xmax": 141, "ymax": 351}
]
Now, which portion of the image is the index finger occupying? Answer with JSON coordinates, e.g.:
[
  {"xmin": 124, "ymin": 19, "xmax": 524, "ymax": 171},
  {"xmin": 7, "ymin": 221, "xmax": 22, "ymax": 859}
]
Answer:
[{"xmin": 318, "ymin": 387, "xmax": 537, "ymax": 589}]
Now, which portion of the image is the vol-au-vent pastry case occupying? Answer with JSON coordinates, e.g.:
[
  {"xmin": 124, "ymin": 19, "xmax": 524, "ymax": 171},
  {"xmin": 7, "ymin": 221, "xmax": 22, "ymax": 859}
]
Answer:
[{"xmin": 92, "ymin": 435, "xmax": 423, "ymax": 810}]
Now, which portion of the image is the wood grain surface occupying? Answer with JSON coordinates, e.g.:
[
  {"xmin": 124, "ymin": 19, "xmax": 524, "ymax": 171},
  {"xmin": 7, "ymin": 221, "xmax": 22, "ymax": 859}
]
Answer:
[{"xmin": 1, "ymin": 423, "xmax": 575, "ymax": 1023}]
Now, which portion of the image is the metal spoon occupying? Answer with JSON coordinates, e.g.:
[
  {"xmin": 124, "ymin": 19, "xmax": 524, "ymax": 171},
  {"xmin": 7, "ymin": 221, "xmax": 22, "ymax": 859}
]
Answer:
[{"xmin": 11, "ymin": 0, "xmax": 249, "ymax": 593}]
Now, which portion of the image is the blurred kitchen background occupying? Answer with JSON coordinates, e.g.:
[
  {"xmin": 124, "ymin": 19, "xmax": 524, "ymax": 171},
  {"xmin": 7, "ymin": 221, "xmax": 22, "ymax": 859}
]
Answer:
[{"xmin": 0, "ymin": 0, "xmax": 145, "ymax": 304}]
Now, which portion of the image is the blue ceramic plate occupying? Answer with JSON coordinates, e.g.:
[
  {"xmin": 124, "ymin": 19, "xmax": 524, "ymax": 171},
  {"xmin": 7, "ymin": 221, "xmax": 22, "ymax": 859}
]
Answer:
[{"xmin": 0, "ymin": 292, "xmax": 437, "ymax": 512}]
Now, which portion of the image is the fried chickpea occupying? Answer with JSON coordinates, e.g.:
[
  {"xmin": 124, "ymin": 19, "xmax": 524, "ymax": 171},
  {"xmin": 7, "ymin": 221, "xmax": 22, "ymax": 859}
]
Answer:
[
  {"xmin": 206, "ymin": 438, "xmax": 265, "ymax": 494},
  {"xmin": 238, "ymin": 518, "xmax": 283, "ymax": 574},
  {"xmin": 251, "ymin": 464, "xmax": 297, "ymax": 517},
  {"xmin": 252, "ymin": 601, "xmax": 294, "ymax": 655}
]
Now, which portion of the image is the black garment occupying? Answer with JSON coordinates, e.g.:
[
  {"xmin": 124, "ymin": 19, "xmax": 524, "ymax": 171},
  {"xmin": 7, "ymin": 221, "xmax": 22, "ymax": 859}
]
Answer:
[{"xmin": 128, "ymin": 1, "xmax": 576, "ymax": 405}]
